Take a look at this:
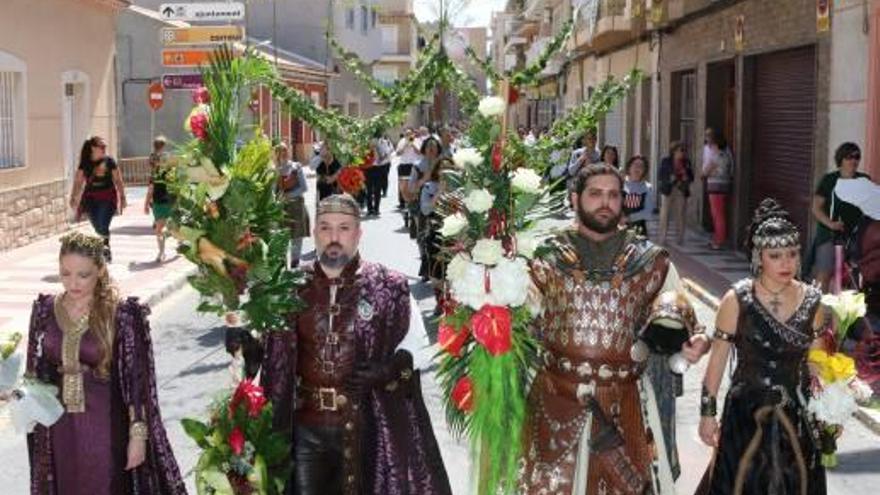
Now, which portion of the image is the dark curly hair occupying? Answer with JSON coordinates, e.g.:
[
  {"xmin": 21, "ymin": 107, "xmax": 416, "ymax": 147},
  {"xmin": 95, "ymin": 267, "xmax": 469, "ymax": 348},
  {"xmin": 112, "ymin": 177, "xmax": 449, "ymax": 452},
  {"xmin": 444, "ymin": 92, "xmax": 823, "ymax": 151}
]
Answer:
[
  {"xmin": 573, "ymin": 163, "xmax": 624, "ymax": 195},
  {"xmin": 745, "ymin": 198, "xmax": 799, "ymax": 261}
]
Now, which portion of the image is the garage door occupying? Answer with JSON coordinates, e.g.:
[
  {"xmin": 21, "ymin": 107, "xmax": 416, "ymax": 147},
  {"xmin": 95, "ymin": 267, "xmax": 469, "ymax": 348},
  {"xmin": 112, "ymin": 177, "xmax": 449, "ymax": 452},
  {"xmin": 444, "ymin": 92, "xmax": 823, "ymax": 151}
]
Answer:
[{"xmin": 750, "ymin": 45, "xmax": 816, "ymax": 236}]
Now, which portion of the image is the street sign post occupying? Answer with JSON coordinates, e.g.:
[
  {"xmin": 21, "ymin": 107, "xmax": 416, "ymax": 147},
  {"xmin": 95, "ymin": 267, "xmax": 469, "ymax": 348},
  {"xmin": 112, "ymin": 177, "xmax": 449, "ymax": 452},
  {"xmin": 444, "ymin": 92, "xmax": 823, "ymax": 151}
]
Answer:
[
  {"xmin": 159, "ymin": 3, "xmax": 245, "ymax": 22},
  {"xmin": 161, "ymin": 26, "xmax": 245, "ymax": 46},
  {"xmin": 162, "ymin": 73, "xmax": 204, "ymax": 90},
  {"xmin": 147, "ymin": 83, "xmax": 164, "ymax": 146},
  {"xmin": 162, "ymin": 49, "xmax": 214, "ymax": 67},
  {"xmin": 147, "ymin": 83, "xmax": 165, "ymax": 111}
]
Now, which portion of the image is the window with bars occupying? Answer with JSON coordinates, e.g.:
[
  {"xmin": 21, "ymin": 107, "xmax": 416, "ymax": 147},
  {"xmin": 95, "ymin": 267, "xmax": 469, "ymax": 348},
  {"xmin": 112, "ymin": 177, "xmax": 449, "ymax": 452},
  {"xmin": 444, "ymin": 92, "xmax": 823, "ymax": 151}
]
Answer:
[
  {"xmin": 0, "ymin": 70, "xmax": 24, "ymax": 169},
  {"xmin": 346, "ymin": 8, "xmax": 355, "ymax": 29}
]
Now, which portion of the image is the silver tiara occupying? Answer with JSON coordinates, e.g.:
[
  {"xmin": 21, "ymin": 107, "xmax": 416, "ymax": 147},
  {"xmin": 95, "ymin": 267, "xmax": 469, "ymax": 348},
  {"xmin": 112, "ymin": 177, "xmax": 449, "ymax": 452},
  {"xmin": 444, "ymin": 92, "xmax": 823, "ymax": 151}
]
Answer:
[{"xmin": 752, "ymin": 232, "xmax": 800, "ymax": 250}]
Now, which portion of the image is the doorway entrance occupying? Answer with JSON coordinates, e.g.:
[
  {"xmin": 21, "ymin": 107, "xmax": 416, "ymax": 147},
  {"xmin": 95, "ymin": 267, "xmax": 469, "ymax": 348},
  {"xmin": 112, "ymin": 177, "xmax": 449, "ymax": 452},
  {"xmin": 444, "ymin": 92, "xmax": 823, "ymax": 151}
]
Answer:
[
  {"xmin": 703, "ymin": 59, "xmax": 736, "ymax": 234},
  {"xmin": 61, "ymin": 71, "xmax": 89, "ymax": 219}
]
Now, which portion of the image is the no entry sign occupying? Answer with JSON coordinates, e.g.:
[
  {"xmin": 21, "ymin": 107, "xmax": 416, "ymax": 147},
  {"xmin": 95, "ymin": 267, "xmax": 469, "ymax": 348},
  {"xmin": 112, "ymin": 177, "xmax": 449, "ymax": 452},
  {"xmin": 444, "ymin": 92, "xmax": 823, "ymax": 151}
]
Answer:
[{"xmin": 147, "ymin": 82, "xmax": 165, "ymax": 110}]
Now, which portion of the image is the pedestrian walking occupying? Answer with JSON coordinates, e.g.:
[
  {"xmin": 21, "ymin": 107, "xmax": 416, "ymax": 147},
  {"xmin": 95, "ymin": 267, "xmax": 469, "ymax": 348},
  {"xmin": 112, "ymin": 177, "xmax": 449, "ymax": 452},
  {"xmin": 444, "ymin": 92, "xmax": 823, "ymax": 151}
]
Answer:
[
  {"xmin": 623, "ymin": 155, "xmax": 654, "ymax": 237},
  {"xmin": 274, "ymin": 143, "xmax": 310, "ymax": 268},
  {"xmin": 144, "ymin": 136, "xmax": 174, "ymax": 263},
  {"xmin": 377, "ymin": 134, "xmax": 393, "ymax": 197},
  {"xmin": 258, "ymin": 194, "xmax": 452, "ymax": 495},
  {"xmin": 22, "ymin": 232, "xmax": 186, "ymax": 494},
  {"xmin": 697, "ymin": 199, "xmax": 827, "ymax": 495},
  {"xmin": 69, "ymin": 136, "xmax": 127, "ymax": 263},
  {"xmin": 658, "ymin": 141, "xmax": 695, "ymax": 245},
  {"xmin": 409, "ymin": 136, "xmax": 442, "ymax": 254},
  {"xmin": 396, "ymin": 128, "xmax": 422, "ymax": 225},
  {"xmin": 701, "ymin": 129, "xmax": 734, "ymax": 250},
  {"xmin": 364, "ymin": 135, "xmax": 387, "ymax": 216}
]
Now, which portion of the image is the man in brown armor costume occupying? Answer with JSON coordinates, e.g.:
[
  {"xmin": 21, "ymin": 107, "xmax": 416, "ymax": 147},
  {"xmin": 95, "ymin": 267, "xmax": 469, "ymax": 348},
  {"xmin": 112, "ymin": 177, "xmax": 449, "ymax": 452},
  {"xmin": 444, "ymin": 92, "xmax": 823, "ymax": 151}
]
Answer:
[
  {"xmin": 259, "ymin": 194, "xmax": 451, "ymax": 495},
  {"xmin": 520, "ymin": 164, "xmax": 710, "ymax": 494}
]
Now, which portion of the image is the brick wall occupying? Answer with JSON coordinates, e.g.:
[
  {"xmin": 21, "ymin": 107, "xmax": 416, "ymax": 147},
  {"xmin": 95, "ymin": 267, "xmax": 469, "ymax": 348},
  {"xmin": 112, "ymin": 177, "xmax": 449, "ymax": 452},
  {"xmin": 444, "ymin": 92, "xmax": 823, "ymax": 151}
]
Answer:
[
  {"xmin": 0, "ymin": 180, "xmax": 69, "ymax": 252},
  {"xmin": 658, "ymin": 0, "xmax": 831, "ymax": 244}
]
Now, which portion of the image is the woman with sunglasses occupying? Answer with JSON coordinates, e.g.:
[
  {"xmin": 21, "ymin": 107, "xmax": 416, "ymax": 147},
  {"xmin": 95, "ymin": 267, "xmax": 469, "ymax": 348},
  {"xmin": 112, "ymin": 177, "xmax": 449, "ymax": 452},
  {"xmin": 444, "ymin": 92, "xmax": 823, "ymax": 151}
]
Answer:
[
  {"xmin": 69, "ymin": 136, "xmax": 127, "ymax": 263},
  {"xmin": 809, "ymin": 142, "xmax": 871, "ymax": 290}
]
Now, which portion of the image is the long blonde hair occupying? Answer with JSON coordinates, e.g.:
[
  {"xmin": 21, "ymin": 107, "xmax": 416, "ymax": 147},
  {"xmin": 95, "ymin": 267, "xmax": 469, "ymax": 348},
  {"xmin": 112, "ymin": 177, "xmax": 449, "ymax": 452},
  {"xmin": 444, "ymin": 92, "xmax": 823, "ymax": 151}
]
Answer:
[{"xmin": 59, "ymin": 232, "xmax": 119, "ymax": 377}]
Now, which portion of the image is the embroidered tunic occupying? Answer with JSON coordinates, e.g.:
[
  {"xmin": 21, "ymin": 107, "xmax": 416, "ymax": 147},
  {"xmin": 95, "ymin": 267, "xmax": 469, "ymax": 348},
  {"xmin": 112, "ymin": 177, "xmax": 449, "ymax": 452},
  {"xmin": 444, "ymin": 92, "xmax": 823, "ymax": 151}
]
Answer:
[{"xmin": 520, "ymin": 229, "xmax": 682, "ymax": 495}]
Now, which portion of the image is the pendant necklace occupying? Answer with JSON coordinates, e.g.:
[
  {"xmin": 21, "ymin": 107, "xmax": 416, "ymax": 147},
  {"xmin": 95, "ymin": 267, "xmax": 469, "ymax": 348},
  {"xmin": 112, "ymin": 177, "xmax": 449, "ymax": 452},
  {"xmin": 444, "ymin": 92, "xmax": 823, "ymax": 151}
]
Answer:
[{"xmin": 757, "ymin": 278, "xmax": 790, "ymax": 315}]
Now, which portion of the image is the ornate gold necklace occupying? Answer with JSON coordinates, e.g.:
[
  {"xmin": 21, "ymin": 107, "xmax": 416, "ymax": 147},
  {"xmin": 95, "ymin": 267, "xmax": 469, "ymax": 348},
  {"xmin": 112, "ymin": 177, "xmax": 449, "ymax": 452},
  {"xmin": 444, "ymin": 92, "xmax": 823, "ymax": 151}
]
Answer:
[{"xmin": 54, "ymin": 294, "xmax": 91, "ymax": 413}]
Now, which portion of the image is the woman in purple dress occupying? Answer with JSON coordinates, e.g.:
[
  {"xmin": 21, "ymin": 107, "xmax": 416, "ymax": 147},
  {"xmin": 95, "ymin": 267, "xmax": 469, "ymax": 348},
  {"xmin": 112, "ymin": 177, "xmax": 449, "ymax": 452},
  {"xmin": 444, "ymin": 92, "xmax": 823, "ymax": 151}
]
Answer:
[{"xmin": 25, "ymin": 232, "xmax": 186, "ymax": 494}]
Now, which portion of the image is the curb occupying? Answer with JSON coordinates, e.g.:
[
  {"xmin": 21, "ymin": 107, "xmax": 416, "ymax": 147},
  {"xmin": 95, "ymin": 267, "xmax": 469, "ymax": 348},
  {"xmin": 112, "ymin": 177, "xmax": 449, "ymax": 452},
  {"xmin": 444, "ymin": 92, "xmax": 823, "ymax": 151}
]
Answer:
[
  {"xmin": 682, "ymin": 277, "xmax": 880, "ymax": 437},
  {"xmin": 854, "ymin": 408, "xmax": 880, "ymax": 436},
  {"xmin": 144, "ymin": 265, "xmax": 198, "ymax": 309}
]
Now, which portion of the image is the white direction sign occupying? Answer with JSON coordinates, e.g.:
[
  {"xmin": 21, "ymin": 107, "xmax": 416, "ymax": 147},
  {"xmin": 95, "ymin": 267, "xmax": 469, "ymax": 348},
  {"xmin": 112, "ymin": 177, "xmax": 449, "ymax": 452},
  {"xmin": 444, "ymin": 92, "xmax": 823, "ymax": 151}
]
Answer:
[{"xmin": 159, "ymin": 3, "xmax": 245, "ymax": 22}]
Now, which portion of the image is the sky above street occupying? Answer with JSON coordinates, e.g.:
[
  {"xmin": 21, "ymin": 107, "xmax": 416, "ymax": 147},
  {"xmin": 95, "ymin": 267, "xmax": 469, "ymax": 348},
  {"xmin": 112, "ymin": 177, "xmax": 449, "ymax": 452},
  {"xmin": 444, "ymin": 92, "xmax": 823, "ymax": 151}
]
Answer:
[{"xmin": 413, "ymin": 0, "xmax": 508, "ymax": 27}]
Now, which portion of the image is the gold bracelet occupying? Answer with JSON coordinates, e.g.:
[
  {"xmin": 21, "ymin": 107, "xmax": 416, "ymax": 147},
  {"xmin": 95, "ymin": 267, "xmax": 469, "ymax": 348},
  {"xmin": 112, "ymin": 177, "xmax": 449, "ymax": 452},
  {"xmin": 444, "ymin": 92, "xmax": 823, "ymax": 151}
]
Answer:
[{"xmin": 129, "ymin": 421, "xmax": 148, "ymax": 441}]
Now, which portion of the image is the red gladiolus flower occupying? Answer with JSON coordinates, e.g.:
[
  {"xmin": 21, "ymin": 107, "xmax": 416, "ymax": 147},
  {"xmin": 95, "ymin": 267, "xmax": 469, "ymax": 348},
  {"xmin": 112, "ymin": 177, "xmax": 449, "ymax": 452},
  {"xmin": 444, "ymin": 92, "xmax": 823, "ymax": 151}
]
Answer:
[
  {"xmin": 228, "ymin": 427, "xmax": 245, "ymax": 455},
  {"xmin": 470, "ymin": 305, "xmax": 513, "ymax": 356},
  {"xmin": 230, "ymin": 379, "xmax": 267, "ymax": 418},
  {"xmin": 193, "ymin": 86, "xmax": 210, "ymax": 105},
  {"xmin": 338, "ymin": 167, "xmax": 366, "ymax": 195},
  {"xmin": 438, "ymin": 322, "xmax": 469, "ymax": 357},
  {"xmin": 491, "ymin": 141, "xmax": 503, "ymax": 172},
  {"xmin": 190, "ymin": 112, "xmax": 209, "ymax": 140},
  {"xmin": 451, "ymin": 376, "xmax": 474, "ymax": 412}
]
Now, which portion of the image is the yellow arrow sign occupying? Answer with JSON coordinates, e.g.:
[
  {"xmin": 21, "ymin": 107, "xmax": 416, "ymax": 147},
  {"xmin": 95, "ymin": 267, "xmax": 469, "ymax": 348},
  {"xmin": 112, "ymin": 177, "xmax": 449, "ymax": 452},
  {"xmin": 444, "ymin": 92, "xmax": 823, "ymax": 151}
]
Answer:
[{"xmin": 161, "ymin": 26, "xmax": 245, "ymax": 46}]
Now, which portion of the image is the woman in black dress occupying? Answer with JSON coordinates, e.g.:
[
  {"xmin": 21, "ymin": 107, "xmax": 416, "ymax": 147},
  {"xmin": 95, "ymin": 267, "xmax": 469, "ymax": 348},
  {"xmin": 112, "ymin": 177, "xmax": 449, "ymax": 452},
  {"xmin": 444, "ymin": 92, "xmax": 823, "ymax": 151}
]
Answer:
[
  {"xmin": 698, "ymin": 198, "xmax": 826, "ymax": 495},
  {"xmin": 315, "ymin": 145, "xmax": 342, "ymax": 201}
]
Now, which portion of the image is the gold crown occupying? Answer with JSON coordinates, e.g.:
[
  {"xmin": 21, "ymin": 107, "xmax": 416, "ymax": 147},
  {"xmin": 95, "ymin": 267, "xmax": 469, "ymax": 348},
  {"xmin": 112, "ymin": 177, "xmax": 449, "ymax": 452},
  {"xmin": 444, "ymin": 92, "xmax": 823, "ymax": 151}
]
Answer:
[
  {"xmin": 316, "ymin": 194, "xmax": 360, "ymax": 219},
  {"xmin": 60, "ymin": 232, "xmax": 105, "ymax": 259}
]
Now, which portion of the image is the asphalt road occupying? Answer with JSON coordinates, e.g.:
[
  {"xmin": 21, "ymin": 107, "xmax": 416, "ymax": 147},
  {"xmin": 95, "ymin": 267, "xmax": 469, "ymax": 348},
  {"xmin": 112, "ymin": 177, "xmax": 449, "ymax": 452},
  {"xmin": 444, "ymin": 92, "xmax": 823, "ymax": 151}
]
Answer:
[{"xmin": 0, "ymin": 169, "xmax": 876, "ymax": 494}]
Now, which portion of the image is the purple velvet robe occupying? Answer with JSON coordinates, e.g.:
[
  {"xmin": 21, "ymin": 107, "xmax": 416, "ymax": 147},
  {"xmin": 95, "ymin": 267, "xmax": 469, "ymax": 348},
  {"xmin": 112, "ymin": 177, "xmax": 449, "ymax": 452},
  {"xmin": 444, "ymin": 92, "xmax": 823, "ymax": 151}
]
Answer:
[
  {"xmin": 261, "ymin": 258, "xmax": 451, "ymax": 494},
  {"xmin": 26, "ymin": 294, "xmax": 187, "ymax": 495}
]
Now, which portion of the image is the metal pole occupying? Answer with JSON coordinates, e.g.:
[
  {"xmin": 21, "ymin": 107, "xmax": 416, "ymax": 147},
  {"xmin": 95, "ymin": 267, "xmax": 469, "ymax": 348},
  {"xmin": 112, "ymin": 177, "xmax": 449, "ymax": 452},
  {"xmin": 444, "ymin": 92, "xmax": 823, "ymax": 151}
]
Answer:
[
  {"xmin": 273, "ymin": 0, "xmax": 278, "ymax": 67},
  {"xmin": 150, "ymin": 109, "xmax": 156, "ymax": 150}
]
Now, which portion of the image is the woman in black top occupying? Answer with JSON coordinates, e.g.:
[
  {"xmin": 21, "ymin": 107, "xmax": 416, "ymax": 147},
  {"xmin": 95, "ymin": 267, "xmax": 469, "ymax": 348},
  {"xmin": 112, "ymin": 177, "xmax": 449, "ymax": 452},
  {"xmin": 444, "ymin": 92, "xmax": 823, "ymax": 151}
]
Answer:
[
  {"xmin": 69, "ymin": 136, "xmax": 127, "ymax": 262},
  {"xmin": 315, "ymin": 145, "xmax": 342, "ymax": 201},
  {"xmin": 657, "ymin": 141, "xmax": 695, "ymax": 245},
  {"xmin": 809, "ymin": 142, "xmax": 871, "ymax": 290}
]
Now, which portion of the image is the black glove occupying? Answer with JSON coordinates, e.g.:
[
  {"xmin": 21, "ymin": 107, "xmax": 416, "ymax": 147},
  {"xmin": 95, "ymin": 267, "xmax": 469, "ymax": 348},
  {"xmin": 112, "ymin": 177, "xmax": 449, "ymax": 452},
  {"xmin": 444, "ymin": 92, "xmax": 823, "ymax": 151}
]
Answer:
[{"xmin": 345, "ymin": 350, "xmax": 413, "ymax": 398}]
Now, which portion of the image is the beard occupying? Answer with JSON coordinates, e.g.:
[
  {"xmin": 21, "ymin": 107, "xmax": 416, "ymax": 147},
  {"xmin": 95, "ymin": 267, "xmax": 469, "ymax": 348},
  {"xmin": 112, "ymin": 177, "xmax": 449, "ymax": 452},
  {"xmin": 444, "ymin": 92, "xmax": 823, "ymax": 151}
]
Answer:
[
  {"xmin": 576, "ymin": 205, "xmax": 622, "ymax": 234},
  {"xmin": 318, "ymin": 243, "xmax": 352, "ymax": 269}
]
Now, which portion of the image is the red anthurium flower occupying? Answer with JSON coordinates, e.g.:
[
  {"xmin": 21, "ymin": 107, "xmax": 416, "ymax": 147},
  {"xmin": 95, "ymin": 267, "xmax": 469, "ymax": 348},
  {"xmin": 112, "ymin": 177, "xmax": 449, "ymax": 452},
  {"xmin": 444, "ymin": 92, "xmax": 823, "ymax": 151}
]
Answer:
[
  {"xmin": 228, "ymin": 427, "xmax": 245, "ymax": 455},
  {"xmin": 438, "ymin": 322, "xmax": 469, "ymax": 357},
  {"xmin": 451, "ymin": 376, "xmax": 474, "ymax": 412},
  {"xmin": 470, "ymin": 305, "xmax": 513, "ymax": 356},
  {"xmin": 491, "ymin": 141, "xmax": 503, "ymax": 172},
  {"xmin": 230, "ymin": 379, "xmax": 267, "ymax": 418}
]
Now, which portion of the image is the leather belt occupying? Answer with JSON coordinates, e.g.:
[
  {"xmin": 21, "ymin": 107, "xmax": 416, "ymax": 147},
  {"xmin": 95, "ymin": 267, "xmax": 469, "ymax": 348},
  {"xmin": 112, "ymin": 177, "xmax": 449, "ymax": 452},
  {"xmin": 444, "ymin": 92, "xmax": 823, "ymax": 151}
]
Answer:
[
  {"xmin": 299, "ymin": 385, "xmax": 349, "ymax": 412},
  {"xmin": 543, "ymin": 353, "xmax": 645, "ymax": 383}
]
